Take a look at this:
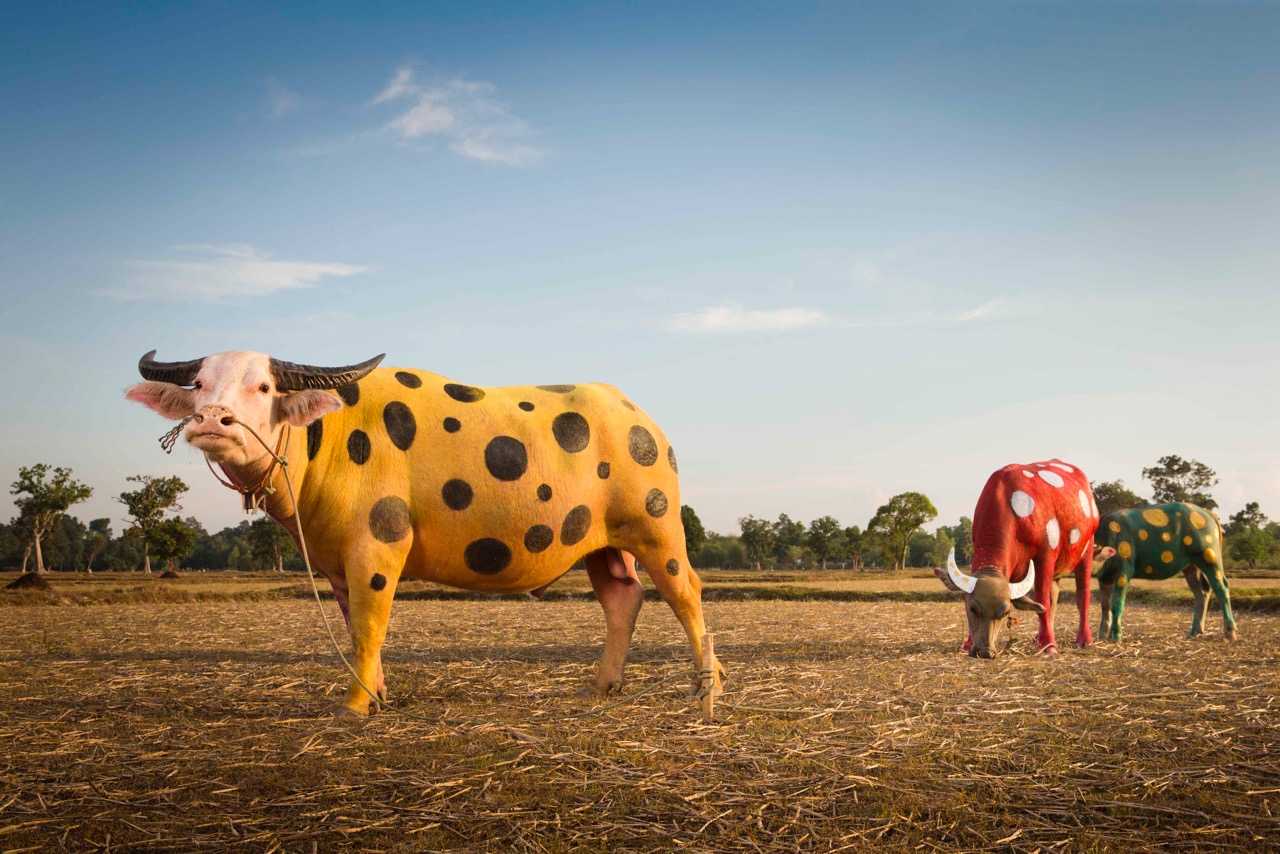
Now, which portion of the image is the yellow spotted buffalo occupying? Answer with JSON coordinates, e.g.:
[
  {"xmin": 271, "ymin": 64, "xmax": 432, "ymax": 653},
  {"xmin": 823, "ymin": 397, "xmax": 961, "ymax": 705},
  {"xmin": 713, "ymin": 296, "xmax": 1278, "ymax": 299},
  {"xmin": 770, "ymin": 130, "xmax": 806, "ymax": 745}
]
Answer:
[
  {"xmin": 126, "ymin": 350, "xmax": 724, "ymax": 719},
  {"xmin": 1093, "ymin": 502, "xmax": 1237, "ymax": 641}
]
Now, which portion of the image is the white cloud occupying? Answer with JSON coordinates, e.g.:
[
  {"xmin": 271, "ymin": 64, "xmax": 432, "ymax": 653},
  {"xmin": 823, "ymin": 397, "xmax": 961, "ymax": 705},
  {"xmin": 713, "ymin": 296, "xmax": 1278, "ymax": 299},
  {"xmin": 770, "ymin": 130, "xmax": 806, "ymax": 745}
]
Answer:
[
  {"xmin": 954, "ymin": 298, "xmax": 1005, "ymax": 323},
  {"xmin": 372, "ymin": 66, "xmax": 416, "ymax": 105},
  {"xmin": 389, "ymin": 95, "xmax": 456, "ymax": 137},
  {"xmin": 668, "ymin": 298, "xmax": 1010, "ymax": 333},
  {"xmin": 371, "ymin": 66, "xmax": 543, "ymax": 166},
  {"xmin": 107, "ymin": 244, "xmax": 367, "ymax": 301},
  {"xmin": 669, "ymin": 305, "xmax": 828, "ymax": 333},
  {"xmin": 265, "ymin": 78, "xmax": 301, "ymax": 117}
]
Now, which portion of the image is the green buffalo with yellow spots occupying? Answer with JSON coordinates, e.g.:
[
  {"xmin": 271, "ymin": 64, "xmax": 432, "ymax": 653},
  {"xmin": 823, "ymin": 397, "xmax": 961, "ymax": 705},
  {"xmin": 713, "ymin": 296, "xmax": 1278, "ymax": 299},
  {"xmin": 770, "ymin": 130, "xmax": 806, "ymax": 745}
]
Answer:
[{"xmin": 1092, "ymin": 502, "xmax": 1237, "ymax": 642}]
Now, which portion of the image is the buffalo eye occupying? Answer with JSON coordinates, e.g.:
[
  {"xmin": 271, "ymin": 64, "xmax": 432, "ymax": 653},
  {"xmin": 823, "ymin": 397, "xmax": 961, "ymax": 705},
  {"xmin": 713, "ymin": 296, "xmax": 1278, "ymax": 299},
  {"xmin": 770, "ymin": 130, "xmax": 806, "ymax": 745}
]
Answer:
[
  {"xmin": 259, "ymin": 383, "xmax": 271, "ymax": 394},
  {"xmin": 193, "ymin": 380, "xmax": 202, "ymax": 390}
]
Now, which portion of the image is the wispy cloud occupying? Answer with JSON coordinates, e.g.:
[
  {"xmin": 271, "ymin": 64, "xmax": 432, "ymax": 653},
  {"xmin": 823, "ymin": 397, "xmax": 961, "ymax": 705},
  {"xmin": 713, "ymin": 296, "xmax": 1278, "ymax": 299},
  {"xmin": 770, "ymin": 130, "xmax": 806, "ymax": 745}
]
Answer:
[
  {"xmin": 954, "ymin": 298, "xmax": 1004, "ymax": 323},
  {"xmin": 106, "ymin": 244, "xmax": 367, "ymax": 301},
  {"xmin": 264, "ymin": 78, "xmax": 302, "ymax": 117},
  {"xmin": 668, "ymin": 298, "xmax": 1009, "ymax": 333},
  {"xmin": 668, "ymin": 305, "xmax": 828, "ymax": 333},
  {"xmin": 371, "ymin": 66, "xmax": 542, "ymax": 166}
]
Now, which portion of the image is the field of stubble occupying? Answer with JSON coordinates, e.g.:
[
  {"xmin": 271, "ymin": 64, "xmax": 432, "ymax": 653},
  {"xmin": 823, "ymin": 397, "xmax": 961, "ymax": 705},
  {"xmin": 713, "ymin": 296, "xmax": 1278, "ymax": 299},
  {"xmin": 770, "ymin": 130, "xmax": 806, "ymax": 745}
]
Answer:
[{"xmin": 0, "ymin": 585, "xmax": 1277, "ymax": 852}]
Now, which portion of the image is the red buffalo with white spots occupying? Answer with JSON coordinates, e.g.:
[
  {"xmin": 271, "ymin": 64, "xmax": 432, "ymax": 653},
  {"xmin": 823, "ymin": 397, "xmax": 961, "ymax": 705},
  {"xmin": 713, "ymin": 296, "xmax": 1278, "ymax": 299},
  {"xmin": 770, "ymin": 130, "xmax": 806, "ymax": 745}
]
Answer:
[{"xmin": 968, "ymin": 459, "xmax": 1100, "ymax": 653}]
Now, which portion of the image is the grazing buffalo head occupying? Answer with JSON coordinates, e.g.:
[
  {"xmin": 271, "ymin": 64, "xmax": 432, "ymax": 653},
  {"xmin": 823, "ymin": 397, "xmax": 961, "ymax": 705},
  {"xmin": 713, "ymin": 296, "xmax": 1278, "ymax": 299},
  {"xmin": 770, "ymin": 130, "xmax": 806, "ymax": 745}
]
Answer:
[
  {"xmin": 125, "ymin": 350, "xmax": 383, "ymax": 466},
  {"xmin": 934, "ymin": 549, "xmax": 1042, "ymax": 659}
]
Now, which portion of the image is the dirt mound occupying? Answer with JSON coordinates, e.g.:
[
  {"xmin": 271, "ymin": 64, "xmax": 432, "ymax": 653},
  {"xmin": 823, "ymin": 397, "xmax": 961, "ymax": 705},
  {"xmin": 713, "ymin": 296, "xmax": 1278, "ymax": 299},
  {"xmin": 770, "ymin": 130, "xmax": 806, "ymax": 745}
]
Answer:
[
  {"xmin": 159, "ymin": 570, "xmax": 181, "ymax": 579},
  {"xmin": 5, "ymin": 573, "xmax": 51, "ymax": 591}
]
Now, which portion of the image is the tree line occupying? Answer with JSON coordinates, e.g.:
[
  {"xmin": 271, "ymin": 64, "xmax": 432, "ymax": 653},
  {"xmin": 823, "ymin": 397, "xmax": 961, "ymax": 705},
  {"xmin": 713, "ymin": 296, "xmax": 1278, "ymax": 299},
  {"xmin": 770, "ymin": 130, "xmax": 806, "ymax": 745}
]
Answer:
[
  {"xmin": 5, "ymin": 453, "xmax": 1279, "ymax": 574},
  {"xmin": 3, "ymin": 466, "xmax": 296, "ymax": 574}
]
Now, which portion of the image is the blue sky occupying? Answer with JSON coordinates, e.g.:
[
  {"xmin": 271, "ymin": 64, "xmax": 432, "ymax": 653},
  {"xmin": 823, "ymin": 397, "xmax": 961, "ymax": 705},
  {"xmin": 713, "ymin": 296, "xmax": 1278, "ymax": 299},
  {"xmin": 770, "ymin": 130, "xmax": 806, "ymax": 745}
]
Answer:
[{"xmin": 3, "ymin": 2, "xmax": 1279, "ymax": 536}]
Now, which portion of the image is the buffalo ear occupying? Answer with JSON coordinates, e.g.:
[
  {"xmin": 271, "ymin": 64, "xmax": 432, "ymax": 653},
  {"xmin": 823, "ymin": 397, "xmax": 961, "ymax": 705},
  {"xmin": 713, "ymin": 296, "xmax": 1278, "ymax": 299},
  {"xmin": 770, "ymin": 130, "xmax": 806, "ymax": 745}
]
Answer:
[
  {"xmin": 277, "ymin": 390, "xmax": 342, "ymax": 427},
  {"xmin": 125, "ymin": 382, "xmax": 196, "ymax": 420},
  {"xmin": 1012, "ymin": 595, "xmax": 1046, "ymax": 614},
  {"xmin": 932, "ymin": 566, "xmax": 965, "ymax": 595}
]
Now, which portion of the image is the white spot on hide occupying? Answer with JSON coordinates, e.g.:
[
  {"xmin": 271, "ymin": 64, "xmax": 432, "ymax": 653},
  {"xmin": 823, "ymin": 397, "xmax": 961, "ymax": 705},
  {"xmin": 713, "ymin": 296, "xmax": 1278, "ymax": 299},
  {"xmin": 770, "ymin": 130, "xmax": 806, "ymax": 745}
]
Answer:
[
  {"xmin": 1010, "ymin": 490, "xmax": 1035, "ymax": 518},
  {"xmin": 1038, "ymin": 470, "xmax": 1065, "ymax": 488}
]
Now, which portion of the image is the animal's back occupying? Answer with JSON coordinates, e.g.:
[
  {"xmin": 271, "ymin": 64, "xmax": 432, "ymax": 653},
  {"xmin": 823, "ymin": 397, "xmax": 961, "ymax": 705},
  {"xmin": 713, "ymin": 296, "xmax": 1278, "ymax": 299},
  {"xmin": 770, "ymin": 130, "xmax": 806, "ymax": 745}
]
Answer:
[
  {"xmin": 972, "ymin": 459, "xmax": 1099, "ymax": 578},
  {"xmin": 299, "ymin": 367, "xmax": 680, "ymax": 592},
  {"xmin": 1096, "ymin": 502, "xmax": 1221, "ymax": 583}
]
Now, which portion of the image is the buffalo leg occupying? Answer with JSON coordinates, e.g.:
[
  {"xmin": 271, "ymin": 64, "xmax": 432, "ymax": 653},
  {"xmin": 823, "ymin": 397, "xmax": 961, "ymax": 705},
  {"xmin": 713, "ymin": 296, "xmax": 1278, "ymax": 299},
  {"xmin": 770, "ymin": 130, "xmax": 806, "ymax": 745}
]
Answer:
[
  {"xmin": 1199, "ymin": 557, "xmax": 1238, "ymax": 640},
  {"xmin": 584, "ymin": 547, "xmax": 644, "ymax": 696},
  {"xmin": 337, "ymin": 536, "xmax": 409, "ymax": 717},
  {"xmin": 1110, "ymin": 577, "xmax": 1130, "ymax": 642},
  {"xmin": 1183, "ymin": 567, "xmax": 1210, "ymax": 639},
  {"xmin": 1073, "ymin": 547, "xmax": 1094, "ymax": 648},
  {"xmin": 1032, "ymin": 554, "xmax": 1059, "ymax": 654},
  {"xmin": 629, "ymin": 537, "xmax": 725, "ymax": 720},
  {"xmin": 1097, "ymin": 581, "xmax": 1114, "ymax": 641},
  {"xmin": 328, "ymin": 571, "xmax": 388, "ymax": 703}
]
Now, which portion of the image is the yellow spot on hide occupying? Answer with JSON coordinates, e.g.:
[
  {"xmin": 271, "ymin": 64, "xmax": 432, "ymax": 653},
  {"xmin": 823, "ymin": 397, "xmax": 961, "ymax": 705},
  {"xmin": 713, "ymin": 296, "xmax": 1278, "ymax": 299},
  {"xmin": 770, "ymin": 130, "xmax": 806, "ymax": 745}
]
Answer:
[
  {"xmin": 1143, "ymin": 565, "xmax": 1154, "ymax": 575},
  {"xmin": 1117, "ymin": 575, "xmax": 1128, "ymax": 587},
  {"xmin": 1161, "ymin": 532, "xmax": 1171, "ymax": 542},
  {"xmin": 1138, "ymin": 529, "xmax": 1148, "ymax": 541},
  {"xmin": 1117, "ymin": 541, "xmax": 1132, "ymax": 559},
  {"xmin": 1161, "ymin": 550, "xmax": 1174, "ymax": 564},
  {"xmin": 1203, "ymin": 547, "xmax": 1217, "ymax": 563},
  {"xmin": 1183, "ymin": 536, "xmax": 1193, "ymax": 546},
  {"xmin": 1109, "ymin": 521, "xmax": 1122, "ymax": 533},
  {"xmin": 1142, "ymin": 508, "xmax": 1170, "ymax": 527},
  {"xmin": 1189, "ymin": 511, "xmax": 1207, "ymax": 529}
]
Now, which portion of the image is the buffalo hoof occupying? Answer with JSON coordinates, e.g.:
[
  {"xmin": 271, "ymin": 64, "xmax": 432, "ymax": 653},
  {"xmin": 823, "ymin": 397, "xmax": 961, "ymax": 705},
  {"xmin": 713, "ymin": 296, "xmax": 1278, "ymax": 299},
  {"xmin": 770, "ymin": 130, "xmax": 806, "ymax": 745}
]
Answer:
[
  {"xmin": 333, "ymin": 704, "xmax": 367, "ymax": 720},
  {"xmin": 1225, "ymin": 626, "xmax": 1239, "ymax": 641},
  {"xmin": 1074, "ymin": 635, "xmax": 1092, "ymax": 649},
  {"xmin": 582, "ymin": 680, "xmax": 623, "ymax": 699},
  {"xmin": 1037, "ymin": 644, "xmax": 1059, "ymax": 657}
]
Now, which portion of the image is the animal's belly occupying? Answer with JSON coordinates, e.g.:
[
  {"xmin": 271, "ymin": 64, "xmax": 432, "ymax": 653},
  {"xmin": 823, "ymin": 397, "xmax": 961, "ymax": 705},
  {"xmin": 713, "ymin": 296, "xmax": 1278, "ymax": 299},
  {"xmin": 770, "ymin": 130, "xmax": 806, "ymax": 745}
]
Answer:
[{"xmin": 405, "ymin": 526, "xmax": 607, "ymax": 593}]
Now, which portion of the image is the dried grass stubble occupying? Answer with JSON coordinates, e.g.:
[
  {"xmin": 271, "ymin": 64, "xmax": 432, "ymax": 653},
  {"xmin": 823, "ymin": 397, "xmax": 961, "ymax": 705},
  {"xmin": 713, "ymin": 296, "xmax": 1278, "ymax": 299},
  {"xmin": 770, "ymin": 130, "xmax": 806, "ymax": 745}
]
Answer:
[{"xmin": 0, "ymin": 599, "xmax": 1275, "ymax": 851}]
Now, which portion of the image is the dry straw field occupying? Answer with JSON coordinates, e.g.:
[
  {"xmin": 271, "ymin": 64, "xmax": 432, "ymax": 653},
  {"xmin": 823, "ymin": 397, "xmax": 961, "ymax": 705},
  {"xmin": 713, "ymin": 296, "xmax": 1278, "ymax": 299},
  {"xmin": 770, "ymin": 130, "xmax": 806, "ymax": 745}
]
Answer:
[{"xmin": 1, "ymin": 571, "xmax": 1278, "ymax": 852}]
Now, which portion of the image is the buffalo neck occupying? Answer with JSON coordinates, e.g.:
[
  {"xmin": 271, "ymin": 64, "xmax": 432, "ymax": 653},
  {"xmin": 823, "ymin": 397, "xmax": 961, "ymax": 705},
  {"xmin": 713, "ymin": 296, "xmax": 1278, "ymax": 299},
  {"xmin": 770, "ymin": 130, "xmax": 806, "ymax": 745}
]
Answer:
[{"xmin": 213, "ymin": 425, "xmax": 308, "ymax": 532}]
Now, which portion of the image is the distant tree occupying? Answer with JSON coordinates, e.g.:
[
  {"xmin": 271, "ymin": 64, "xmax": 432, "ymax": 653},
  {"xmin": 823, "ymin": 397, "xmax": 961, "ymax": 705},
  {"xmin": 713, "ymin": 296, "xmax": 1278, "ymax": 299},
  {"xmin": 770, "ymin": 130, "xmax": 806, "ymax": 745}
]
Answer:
[
  {"xmin": 738, "ymin": 515, "xmax": 776, "ymax": 570},
  {"xmin": 10, "ymin": 464, "xmax": 93, "ymax": 574},
  {"xmin": 1091, "ymin": 480, "xmax": 1144, "ymax": 516},
  {"xmin": 866, "ymin": 492, "xmax": 938, "ymax": 572},
  {"xmin": 842, "ymin": 525, "xmax": 865, "ymax": 569},
  {"xmin": 1229, "ymin": 526, "xmax": 1273, "ymax": 570},
  {"xmin": 1142, "ymin": 455, "xmax": 1218, "ymax": 510},
  {"xmin": 10, "ymin": 508, "xmax": 37, "ymax": 573},
  {"xmin": 98, "ymin": 528, "xmax": 145, "ymax": 571},
  {"xmin": 1226, "ymin": 502, "xmax": 1272, "ymax": 569},
  {"xmin": 806, "ymin": 516, "xmax": 846, "ymax": 569},
  {"xmin": 248, "ymin": 516, "xmax": 294, "ymax": 572},
  {"xmin": 118, "ymin": 475, "xmax": 188, "ymax": 574},
  {"xmin": 680, "ymin": 505, "xmax": 707, "ymax": 555},
  {"xmin": 43, "ymin": 514, "xmax": 88, "ymax": 570},
  {"xmin": 84, "ymin": 518, "xmax": 112, "ymax": 573},
  {"xmin": 0, "ymin": 518, "xmax": 23, "ymax": 569},
  {"xmin": 908, "ymin": 529, "xmax": 952, "ymax": 568},
  {"xmin": 939, "ymin": 517, "xmax": 973, "ymax": 565},
  {"xmin": 1226, "ymin": 502, "xmax": 1268, "ymax": 537},
  {"xmin": 771, "ymin": 514, "xmax": 806, "ymax": 566},
  {"xmin": 149, "ymin": 517, "xmax": 200, "ymax": 572}
]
